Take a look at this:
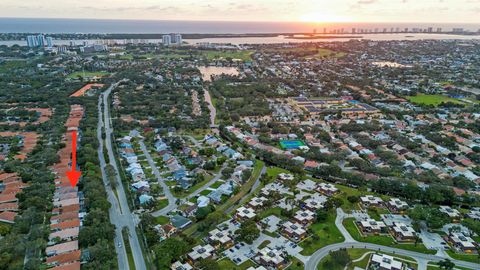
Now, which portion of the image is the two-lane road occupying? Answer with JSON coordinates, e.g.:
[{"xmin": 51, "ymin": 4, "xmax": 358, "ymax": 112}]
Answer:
[{"xmin": 98, "ymin": 81, "xmax": 147, "ymax": 270}]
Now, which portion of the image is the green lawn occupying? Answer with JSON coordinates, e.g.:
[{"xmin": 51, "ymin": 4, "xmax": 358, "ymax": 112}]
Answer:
[
  {"xmin": 258, "ymin": 207, "xmax": 284, "ymax": 220},
  {"xmin": 67, "ymin": 71, "xmax": 110, "ymax": 79},
  {"xmin": 210, "ymin": 181, "xmax": 224, "ymax": 189},
  {"xmin": 311, "ymin": 48, "xmax": 346, "ymax": 59},
  {"xmin": 343, "ymin": 218, "xmax": 436, "ymax": 254},
  {"xmin": 446, "ymin": 250, "xmax": 480, "ymax": 264},
  {"xmin": 217, "ymin": 258, "xmax": 255, "ymax": 270},
  {"xmin": 300, "ymin": 212, "xmax": 345, "ymax": 255},
  {"xmin": 406, "ymin": 94, "xmax": 465, "ymax": 106},
  {"xmin": 203, "ymin": 50, "xmax": 253, "ymax": 61},
  {"xmin": 155, "ymin": 216, "xmax": 169, "ymax": 225},
  {"xmin": 287, "ymin": 257, "xmax": 305, "ymax": 270},
  {"xmin": 266, "ymin": 166, "xmax": 290, "ymax": 179},
  {"xmin": 154, "ymin": 199, "xmax": 169, "ymax": 211}
]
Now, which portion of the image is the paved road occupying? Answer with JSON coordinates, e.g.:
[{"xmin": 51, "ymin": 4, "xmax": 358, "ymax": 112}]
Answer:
[
  {"xmin": 305, "ymin": 241, "xmax": 479, "ymax": 270},
  {"xmin": 97, "ymin": 85, "xmax": 129, "ymax": 270},
  {"xmin": 335, "ymin": 208, "xmax": 356, "ymax": 243},
  {"xmin": 98, "ymin": 82, "xmax": 147, "ymax": 270},
  {"xmin": 138, "ymin": 139, "xmax": 177, "ymax": 217},
  {"xmin": 304, "ymin": 208, "xmax": 479, "ymax": 270},
  {"xmin": 225, "ymin": 165, "xmax": 266, "ymax": 214}
]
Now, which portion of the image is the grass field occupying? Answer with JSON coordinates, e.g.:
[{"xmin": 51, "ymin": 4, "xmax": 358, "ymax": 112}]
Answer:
[
  {"xmin": 218, "ymin": 258, "xmax": 255, "ymax": 270},
  {"xmin": 67, "ymin": 71, "xmax": 110, "ymax": 79},
  {"xmin": 300, "ymin": 212, "xmax": 345, "ymax": 255},
  {"xmin": 266, "ymin": 166, "xmax": 290, "ymax": 179},
  {"xmin": 446, "ymin": 250, "xmax": 480, "ymax": 264},
  {"xmin": 406, "ymin": 94, "xmax": 465, "ymax": 106},
  {"xmin": 311, "ymin": 48, "xmax": 346, "ymax": 59},
  {"xmin": 203, "ymin": 50, "xmax": 253, "ymax": 61}
]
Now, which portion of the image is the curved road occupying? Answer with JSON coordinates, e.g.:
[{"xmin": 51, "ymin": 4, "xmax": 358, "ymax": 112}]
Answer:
[
  {"xmin": 305, "ymin": 242, "xmax": 479, "ymax": 270},
  {"xmin": 138, "ymin": 139, "xmax": 177, "ymax": 217},
  {"xmin": 305, "ymin": 209, "xmax": 479, "ymax": 270},
  {"xmin": 99, "ymin": 81, "xmax": 147, "ymax": 270}
]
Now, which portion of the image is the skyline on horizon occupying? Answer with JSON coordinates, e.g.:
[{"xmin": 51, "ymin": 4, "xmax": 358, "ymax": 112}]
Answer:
[{"xmin": 1, "ymin": 0, "xmax": 480, "ymax": 24}]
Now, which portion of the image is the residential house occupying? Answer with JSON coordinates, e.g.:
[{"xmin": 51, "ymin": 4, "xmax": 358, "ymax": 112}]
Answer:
[
  {"xmin": 357, "ymin": 219, "xmax": 387, "ymax": 235},
  {"xmin": 282, "ymin": 221, "xmax": 307, "ymax": 241}
]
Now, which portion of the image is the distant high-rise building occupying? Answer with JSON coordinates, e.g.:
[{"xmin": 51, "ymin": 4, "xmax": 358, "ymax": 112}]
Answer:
[
  {"xmin": 162, "ymin": 35, "xmax": 172, "ymax": 46},
  {"xmin": 37, "ymin": 34, "xmax": 45, "ymax": 47},
  {"xmin": 352, "ymin": 28, "xmax": 356, "ymax": 34},
  {"xmin": 46, "ymin": 37, "xmax": 53, "ymax": 48},
  {"xmin": 26, "ymin": 34, "xmax": 51, "ymax": 48},
  {"xmin": 404, "ymin": 28, "xmax": 408, "ymax": 32},
  {"xmin": 174, "ymin": 34, "xmax": 182, "ymax": 45},
  {"xmin": 313, "ymin": 28, "xmax": 317, "ymax": 34},
  {"xmin": 428, "ymin": 27, "xmax": 433, "ymax": 33},
  {"xmin": 437, "ymin": 28, "xmax": 442, "ymax": 33},
  {"xmin": 26, "ymin": 35, "xmax": 38, "ymax": 47},
  {"xmin": 323, "ymin": 28, "xmax": 327, "ymax": 34},
  {"xmin": 452, "ymin": 28, "xmax": 464, "ymax": 33}
]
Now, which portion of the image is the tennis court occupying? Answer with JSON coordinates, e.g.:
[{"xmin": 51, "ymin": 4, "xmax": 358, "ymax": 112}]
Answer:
[{"xmin": 279, "ymin": 140, "xmax": 306, "ymax": 150}]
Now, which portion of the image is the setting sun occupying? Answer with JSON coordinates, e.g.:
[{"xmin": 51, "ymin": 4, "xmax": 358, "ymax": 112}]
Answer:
[{"xmin": 299, "ymin": 12, "xmax": 351, "ymax": 23}]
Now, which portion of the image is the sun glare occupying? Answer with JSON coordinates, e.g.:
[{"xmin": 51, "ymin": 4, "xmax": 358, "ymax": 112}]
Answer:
[{"xmin": 299, "ymin": 12, "xmax": 351, "ymax": 23}]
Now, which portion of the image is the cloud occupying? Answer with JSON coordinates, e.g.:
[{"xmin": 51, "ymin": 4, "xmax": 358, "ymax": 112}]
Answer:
[{"xmin": 357, "ymin": 0, "xmax": 377, "ymax": 4}]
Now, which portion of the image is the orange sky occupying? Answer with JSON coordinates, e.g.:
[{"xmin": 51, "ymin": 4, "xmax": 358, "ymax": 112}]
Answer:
[{"xmin": 0, "ymin": 0, "xmax": 479, "ymax": 23}]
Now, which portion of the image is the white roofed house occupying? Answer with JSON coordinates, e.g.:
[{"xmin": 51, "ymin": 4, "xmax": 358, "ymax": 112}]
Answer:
[
  {"xmin": 303, "ymin": 193, "xmax": 327, "ymax": 212},
  {"xmin": 316, "ymin": 182, "xmax": 339, "ymax": 196},
  {"xmin": 235, "ymin": 206, "xmax": 256, "ymax": 221},
  {"xmin": 294, "ymin": 209, "xmax": 315, "ymax": 226},
  {"xmin": 386, "ymin": 198, "xmax": 409, "ymax": 213},
  {"xmin": 281, "ymin": 221, "xmax": 307, "ymax": 241},
  {"xmin": 357, "ymin": 218, "xmax": 388, "ymax": 235},
  {"xmin": 255, "ymin": 247, "xmax": 287, "ymax": 269},
  {"xmin": 390, "ymin": 222, "xmax": 416, "ymax": 241},
  {"xmin": 360, "ymin": 195, "xmax": 384, "ymax": 208},
  {"xmin": 369, "ymin": 254, "xmax": 403, "ymax": 270},
  {"xmin": 247, "ymin": 196, "xmax": 268, "ymax": 210},
  {"xmin": 207, "ymin": 228, "xmax": 233, "ymax": 248},
  {"xmin": 171, "ymin": 261, "xmax": 193, "ymax": 270},
  {"xmin": 466, "ymin": 208, "xmax": 480, "ymax": 221},
  {"xmin": 277, "ymin": 173, "xmax": 294, "ymax": 182},
  {"xmin": 447, "ymin": 232, "xmax": 478, "ymax": 254},
  {"xmin": 187, "ymin": 244, "xmax": 215, "ymax": 262},
  {"xmin": 439, "ymin": 205, "xmax": 461, "ymax": 220}
]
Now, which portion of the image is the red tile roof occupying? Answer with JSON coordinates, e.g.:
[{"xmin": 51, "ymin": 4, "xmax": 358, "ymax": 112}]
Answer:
[
  {"xmin": 50, "ymin": 261, "xmax": 81, "ymax": 270},
  {"xmin": 46, "ymin": 250, "xmax": 81, "ymax": 266},
  {"xmin": 0, "ymin": 211, "xmax": 16, "ymax": 223}
]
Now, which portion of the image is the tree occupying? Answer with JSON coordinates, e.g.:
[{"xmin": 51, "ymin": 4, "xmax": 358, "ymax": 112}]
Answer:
[
  {"xmin": 236, "ymin": 220, "xmax": 260, "ymax": 244},
  {"xmin": 347, "ymin": 195, "xmax": 359, "ymax": 204},
  {"xmin": 315, "ymin": 209, "xmax": 328, "ymax": 223},
  {"xmin": 154, "ymin": 237, "xmax": 190, "ymax": 269},
  {"xmin": 438, "ymin": 259, "xmax": 455, "ymax": 270}
]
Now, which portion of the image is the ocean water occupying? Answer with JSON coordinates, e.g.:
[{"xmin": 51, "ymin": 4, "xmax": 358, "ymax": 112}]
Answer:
[{"xmin": 0, "ymin": 18, "xmax": 479, "ymax": 34}]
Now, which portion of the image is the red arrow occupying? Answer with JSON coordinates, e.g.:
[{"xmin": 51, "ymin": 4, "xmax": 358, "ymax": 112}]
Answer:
[{"xmin": 66, "ymin": 131, "xmax": 81, "ymax": 187}]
